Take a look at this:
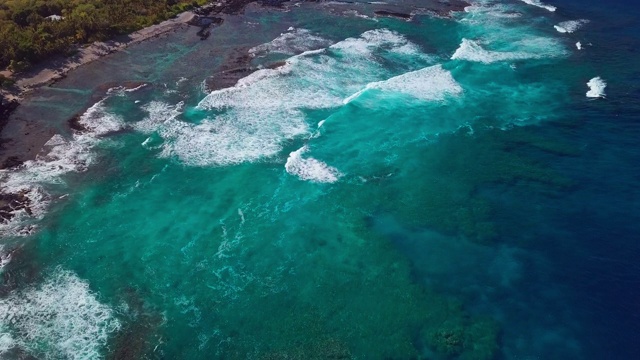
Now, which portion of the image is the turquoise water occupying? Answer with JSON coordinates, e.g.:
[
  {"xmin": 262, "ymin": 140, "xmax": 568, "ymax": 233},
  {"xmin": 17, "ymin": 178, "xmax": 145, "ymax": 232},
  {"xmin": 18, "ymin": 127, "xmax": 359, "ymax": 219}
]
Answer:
[{"xmin": 1, "ymin": 0, "xmax": 640, "ymax": 359}]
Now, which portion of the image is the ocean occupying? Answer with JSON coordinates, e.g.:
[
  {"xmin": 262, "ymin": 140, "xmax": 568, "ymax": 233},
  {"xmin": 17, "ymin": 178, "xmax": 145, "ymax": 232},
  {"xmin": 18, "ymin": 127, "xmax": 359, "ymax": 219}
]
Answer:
[{"xmin": 1, "ymin": 0, "xmax": 639, "ymax": 358}]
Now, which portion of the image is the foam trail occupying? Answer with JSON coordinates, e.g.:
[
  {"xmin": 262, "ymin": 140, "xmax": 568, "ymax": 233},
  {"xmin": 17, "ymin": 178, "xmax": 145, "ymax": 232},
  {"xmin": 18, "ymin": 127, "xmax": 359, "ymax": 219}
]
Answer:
[
  {"xmin": 344, "ymin": 65, "xmax": 462, "ymax": 103},
  {"xmin": 285, "ymin": 146, "xmax": 341, "ymax": 183},
  {"xmin": 554, "ymin": 20, "xmax": 589, "ymax": 34},
  {"xmin": 519, "ymin": 0, "xmax": 556, "ymax": 12},
  {"xmin": 0, "ymin": 269, "xmax": 120, "ymax": 359},
  {"xmin": 586, "ymin": 77, "xmax": 606, "ymax": 98}
]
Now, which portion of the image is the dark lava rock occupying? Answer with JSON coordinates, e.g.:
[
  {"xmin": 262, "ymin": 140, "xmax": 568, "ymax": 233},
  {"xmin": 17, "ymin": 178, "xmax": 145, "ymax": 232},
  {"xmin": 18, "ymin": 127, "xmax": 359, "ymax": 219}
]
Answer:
[
  {"xmin": 0, "ymin": 95, "xmax": 20, "ymax": 132},
  {"xmin": 67, "ymin": 114, "xmax": 87, "ymax": 132},
  {"xmin": 374, "ymin": 10, "xmax": 412, "ymax": 19},
  {"xmin": 205, "ymin": 49, "xmax": 256, "ymax": 91},
  {"xmin": 1, "ymin": 155, "xmax": 23, "ymax": 169},
  {"xmin": 0, "ymin": 190, "xmax": 32, "ymax": 223}
]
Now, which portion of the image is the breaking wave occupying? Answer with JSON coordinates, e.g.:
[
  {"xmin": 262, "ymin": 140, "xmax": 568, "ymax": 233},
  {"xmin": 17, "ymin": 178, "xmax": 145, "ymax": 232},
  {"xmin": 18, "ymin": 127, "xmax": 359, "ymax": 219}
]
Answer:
[
  {"xmin": 249, "ymin": 28, "xmax": 334, "ymax": 56},
  {"xmin": 285, "ymin": 146, "xmax": 341, "ymax": 183},
  {"xmin": 554, "ymin": 20, "xmax": 589, "ymax": 33},
  {"xmin": 137, "ymin": 29, "xmax": 434, "ymax": 167},
  {"xmin": 0, "ymin": 100, "xmax": 124, "ymax": 237},
  {"xmin": 586, "ymin": 77, "xmax": 606, "ymax": 98},
  {"xmin": 451, "ymin": 38, "xmax": 565, "ymax": 63},
  {"xmin": 343, "ymin": 64, "xmax": 462, "ymax": 103}
]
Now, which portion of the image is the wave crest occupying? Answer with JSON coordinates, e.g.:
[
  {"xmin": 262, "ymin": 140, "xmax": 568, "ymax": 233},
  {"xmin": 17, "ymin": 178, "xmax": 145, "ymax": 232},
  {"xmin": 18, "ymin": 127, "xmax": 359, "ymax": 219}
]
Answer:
[{"xmin": 285, "ymin": 146, "xmax": 341, "ymax": 183}]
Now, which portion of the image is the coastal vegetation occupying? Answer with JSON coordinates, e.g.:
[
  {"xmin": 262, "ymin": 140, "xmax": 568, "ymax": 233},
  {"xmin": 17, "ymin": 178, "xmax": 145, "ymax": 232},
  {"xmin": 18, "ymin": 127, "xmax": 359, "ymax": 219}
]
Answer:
[{"xmin": 0, "ymin": 0, "xmax": 209, "ymax": 71}]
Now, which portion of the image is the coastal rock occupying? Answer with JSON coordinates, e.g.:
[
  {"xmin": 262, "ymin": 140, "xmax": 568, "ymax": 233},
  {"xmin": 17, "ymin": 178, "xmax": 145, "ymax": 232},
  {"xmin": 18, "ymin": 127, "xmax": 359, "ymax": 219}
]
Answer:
[
  {"xmin": 374, "ymin": 10, "xmax": 412, "ymax": 20},
  {"xmin": 67, "ymin": 114, "xmax": 87, "ymax": 132},
  {"xmin": 0, "ymin": 95, "xmax": 20, "ymax": 132},
  {"xmin": 1, "ymin": 155, "xmax": 23, "ymax": 169},
  {"xmin": 205, "ymin": 49, "xmax": 255, "ymax": 92},
  {"xmin": 0, "ymin": 190, "xmax": 32, "ymax": 223}
]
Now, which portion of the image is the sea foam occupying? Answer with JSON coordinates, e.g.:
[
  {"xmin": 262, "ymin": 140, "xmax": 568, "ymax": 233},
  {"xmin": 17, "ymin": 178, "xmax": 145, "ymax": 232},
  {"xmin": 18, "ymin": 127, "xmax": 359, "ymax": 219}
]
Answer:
[
  {"xmin": 138, "ymin": 29, "xmax": 431, "ymax": 167},
  {"xmin": 451, "ymin": 38, "xmax": 565, "ymax": 63},
  {"xmin": 586, "ymin": 77, "xmax": 606, "ymax": 98},
  {"xmin": 519, "ymin": 0, "xmax": 557, "ymax": 12},
  {"xmin": 285, "ymin": 146, "xmax": 341, "ymax": 183},
  {"xmin": 344, "ymin": 65, "xmax": 462, "ymax": 103},
  {"xmin": 554, "ymin": 20, "xmax": 589, "ymax": 34},
  {"xmin": 249, "ymin": 28, "xmax": 333, "ymax": 56},
  {"xmin": 0, "ymin": 100, "xmax": 124, "ymax": 237},
  {"xmin": 0, "ymin": 269, "xmax": 120, "ymax": 359}
]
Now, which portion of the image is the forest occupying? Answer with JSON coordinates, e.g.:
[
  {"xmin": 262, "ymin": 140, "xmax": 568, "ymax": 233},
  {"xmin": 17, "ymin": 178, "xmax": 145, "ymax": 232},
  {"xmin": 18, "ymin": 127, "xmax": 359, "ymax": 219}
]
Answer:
[{"xmin": 0, "ymin": 0, "xmax": 209, "ymax": 72}]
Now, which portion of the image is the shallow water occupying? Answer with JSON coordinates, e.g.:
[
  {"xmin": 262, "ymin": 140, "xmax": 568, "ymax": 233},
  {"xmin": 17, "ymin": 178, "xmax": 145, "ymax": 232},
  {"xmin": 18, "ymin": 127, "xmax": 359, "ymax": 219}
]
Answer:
[{"xmin": 1, "ymin": 0, "xmax": 639, "ymax": 359}]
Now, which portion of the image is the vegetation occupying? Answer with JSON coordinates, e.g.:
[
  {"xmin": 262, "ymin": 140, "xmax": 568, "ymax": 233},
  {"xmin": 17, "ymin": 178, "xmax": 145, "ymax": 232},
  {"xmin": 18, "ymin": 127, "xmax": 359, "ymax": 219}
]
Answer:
[{"xmin": 0, "ymin": 0, "xmax": 209, "ymax": 71}]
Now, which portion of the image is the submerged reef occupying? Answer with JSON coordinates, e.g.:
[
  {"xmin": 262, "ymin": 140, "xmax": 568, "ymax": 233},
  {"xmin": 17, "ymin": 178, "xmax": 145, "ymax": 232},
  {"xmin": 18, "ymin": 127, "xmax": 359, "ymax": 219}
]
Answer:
[
  {"xmin": 384, "ymin": 127, "xmax": 574, "ymax": 243},
  {"xmin": 423, "ymin": 312, "xmax": 499, "ymax": 360}
]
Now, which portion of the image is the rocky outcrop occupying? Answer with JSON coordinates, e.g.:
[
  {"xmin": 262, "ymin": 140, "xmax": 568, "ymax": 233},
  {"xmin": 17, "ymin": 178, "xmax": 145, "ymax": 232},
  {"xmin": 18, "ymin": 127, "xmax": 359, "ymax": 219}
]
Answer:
[
  {"xmin": 0, "ymin": 95, "xmax": 19, "ymax": 132},
  {"xmin": 374, "ymin": 10, "xmax": 412, "ymax": 19},
  {"xmin": 0, "ymin": 190, "xmax": 32, "ymax": 224}
]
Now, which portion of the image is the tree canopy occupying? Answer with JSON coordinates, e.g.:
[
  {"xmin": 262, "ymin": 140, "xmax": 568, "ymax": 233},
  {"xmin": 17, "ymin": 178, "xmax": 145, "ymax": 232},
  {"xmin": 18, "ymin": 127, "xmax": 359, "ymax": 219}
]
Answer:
[{"xmin": 0, "ymin": 0, "xmax": 208, "ymax": 71}]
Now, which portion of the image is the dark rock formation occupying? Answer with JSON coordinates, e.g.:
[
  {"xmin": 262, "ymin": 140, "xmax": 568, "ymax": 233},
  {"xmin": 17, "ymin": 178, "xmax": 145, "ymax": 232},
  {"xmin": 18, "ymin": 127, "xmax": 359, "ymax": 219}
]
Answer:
[
  {"xmin": 0, "ymin": 190, "xmax": 32, "ymax": 224},
  {"xmin": 0, "ymin": 95, "xmax": 20, "ymax": 132},
  {"xmin": 1, "ymin": 155, "xmax": 23, "ymax": 169},
  {"xmin": 374, "ymin": 10, "xmax": 412, "ymax": 19},
  {"xmin": 205, "ymin": 49, "xmax": 255, "ymax": 91},
  {"xmin": 67, "ymin": 114, "xmax": 87, "ymax": 132}
]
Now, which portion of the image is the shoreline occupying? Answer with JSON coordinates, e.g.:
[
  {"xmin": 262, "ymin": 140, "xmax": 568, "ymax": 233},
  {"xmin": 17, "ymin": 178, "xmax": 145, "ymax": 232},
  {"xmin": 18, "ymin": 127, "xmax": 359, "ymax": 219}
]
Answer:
[
  {"xmin": 0, "ymin": 0, "xmax": 469, "ymax": 234},
  {"xmin": 0, "ymin": 0, "xmax": 468, "ymax": 104},
  {"xmin": 0, "ymin": 12, "xmax": 197, "ymax": 103}
]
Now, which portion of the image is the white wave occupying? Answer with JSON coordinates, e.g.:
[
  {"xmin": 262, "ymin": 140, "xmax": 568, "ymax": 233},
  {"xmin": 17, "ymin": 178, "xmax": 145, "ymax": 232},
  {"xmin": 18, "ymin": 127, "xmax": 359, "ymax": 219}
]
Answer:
[
  {"xmin": 285, "ymin": 146, "xmax": 341, "ymax": 183},
  {"xmin": 0, "ymin": 269, "xmax": 120, "ymax": 359},
  {"xmin": 0, "ymin": 245, "xmax": 12, "ymax": 270},
  {"xmin": 136, "ymin": 29, "xmax": 429, "ymax": 167},
  {"xmin": 125, "ymin": 84, "xmax": 147, "ymax": 92},
  {"xmin": 586, "ymin": 77, "xmax": 606, "ymax": 98},
  {"xmin": 554, "ymin": 19, "xmax": 589, "ymax": 33},
  {"xmin": 249, "ymin": 28, "xmax": 333, "ymax": 56},
  {"xmin": 451, "ymin": 38, "xmax": 565, "ymax": 63},
  {"xmin": 343, "ymin": 10, "xmax": 377, "ymax": 21},
  {"xmin": 343, "ymin": 88, "xmax": 368, "ymax": 104},
  {"xmin": 519, "ymin": 0, "xmax": 556, "ymax": 12},
  {"xmin": 463, "ymin": 4, "xmax": 522, "ymax": 19},
  {"xmin": 344, "ymin": 65, "xmax": 462, "ymax": 103},
  {"xmin": 105, "ymin": 84, "xmax": 147, "ymax": 97},
  {"xmin": 576, "ymin": 42, "xmax": 582, "ymax": 50},
  {"xmin": 330, "ymin": 28, "xmax": 416, "ymax": 57},
  {"xmin": 76, "ymin": 100, "xmax": 125, "ymax": 136},
  {"xmin": 0, "ymin": 101, "xmax": 123, "ymax": 237},
  {"xmin": 134, "ymin": 100, "xmax": 305, "ymax": 166}
]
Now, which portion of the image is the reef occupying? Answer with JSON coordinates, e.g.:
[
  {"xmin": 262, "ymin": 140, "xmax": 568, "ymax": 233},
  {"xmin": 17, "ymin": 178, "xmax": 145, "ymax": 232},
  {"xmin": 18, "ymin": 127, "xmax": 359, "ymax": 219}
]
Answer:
[
  {"xmin": 423, "ymin": 314, "xmax": 499, "ymax": 360},
  {"xmin": 382, "ymin": 127, "xmax": 574, "ymax": 243}
]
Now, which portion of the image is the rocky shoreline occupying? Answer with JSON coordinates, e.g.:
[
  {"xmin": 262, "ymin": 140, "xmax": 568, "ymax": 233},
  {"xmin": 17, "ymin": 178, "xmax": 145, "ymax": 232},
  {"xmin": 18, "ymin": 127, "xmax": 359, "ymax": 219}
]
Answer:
[{"xmin": 0, "ymin": 0, "xmax": 470, "ymax": 235}]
